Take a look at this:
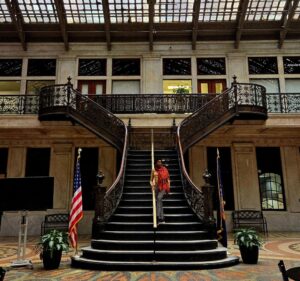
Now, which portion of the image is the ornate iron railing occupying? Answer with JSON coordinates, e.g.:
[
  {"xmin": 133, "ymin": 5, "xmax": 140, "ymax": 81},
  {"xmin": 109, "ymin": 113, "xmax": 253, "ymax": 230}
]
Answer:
[
  {"xmin": 0, "ymin": 92, "xmax": 300, "ymax": 114},
  {"xmin": 129, "ymin": 129, "xmax": 177, "ymax": 150},
  {"xmin": 0, "ymin": 95, "xmax": 39, "ymax": 114},
  {"xmin": 266, "ymin": 93, "xmax": 300, "ymax": 113},
  {"xmin": 90, "ymin": 93, "xmax": 216, "ymax": 113},
  {"xmin": 177, "ymin": 82, "xmax": 268, "ymax": 223},
  {"xmin": 39, "ymin": 80, "xmax": 128, "ymax": 223}
]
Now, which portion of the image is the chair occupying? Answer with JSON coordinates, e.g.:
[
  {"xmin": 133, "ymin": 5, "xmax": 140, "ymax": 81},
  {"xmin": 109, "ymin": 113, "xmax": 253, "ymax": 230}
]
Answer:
[
  {"xmin": 0, "ymin": 267, "xmax": 6, "ymax": 281},
  {"xmin": 278, "ymin": 260, "xmax": 289, "ymax": 281}
]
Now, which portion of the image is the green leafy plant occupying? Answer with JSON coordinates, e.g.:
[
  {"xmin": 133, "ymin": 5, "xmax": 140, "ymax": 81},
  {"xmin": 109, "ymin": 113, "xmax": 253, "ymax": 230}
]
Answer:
[
  {"xmin": 233, "ymin": 228, "xmax": 263, "ymax": 248},
  {"xmin": 173, "ymin": 86, "xmax": 189, "ymax": 94},
  {"xmin": 37, "ymin": 230, "xmax": 69, "ymax": 258}
]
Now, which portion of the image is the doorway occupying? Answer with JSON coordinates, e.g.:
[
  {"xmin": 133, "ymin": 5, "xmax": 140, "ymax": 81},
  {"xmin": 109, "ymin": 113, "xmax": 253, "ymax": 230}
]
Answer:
[
  {"xmin": 77, "ymin": 80, "xmax": 106, "ymax": 95},
  {"xmin": 198, "ymin": 79, "xmax": 226, "ymax": 94}
]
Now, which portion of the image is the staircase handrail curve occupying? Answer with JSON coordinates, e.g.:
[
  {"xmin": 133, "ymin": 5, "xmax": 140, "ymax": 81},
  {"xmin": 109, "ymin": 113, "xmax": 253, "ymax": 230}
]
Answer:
[
  {"xmin": 177, "ymin": 82, "xmax": 267, "ymax": 221},
  {"xmin": 39, "ymin": 83, "xmax": 125, "ymax": 150},
  {"xmin": 179, "ymin": 82, "xmax": 267, "ymax": 152},
  {"xmin": 39, "ymin": 82, "xmax": 128, "ymax": 221}
]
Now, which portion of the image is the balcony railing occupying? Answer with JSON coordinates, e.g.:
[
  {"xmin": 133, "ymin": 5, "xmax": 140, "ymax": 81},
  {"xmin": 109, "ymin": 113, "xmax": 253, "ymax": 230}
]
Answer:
[{"xmin": 0, "ymin": 93, "xmax": 300, "ymax": 115}]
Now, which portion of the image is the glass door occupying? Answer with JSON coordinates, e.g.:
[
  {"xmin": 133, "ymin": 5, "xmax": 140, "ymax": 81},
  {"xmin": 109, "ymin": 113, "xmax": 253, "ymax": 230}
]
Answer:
[{"xmin": 198, "ymin": 79, "xmax": 226, "ymax": 94}]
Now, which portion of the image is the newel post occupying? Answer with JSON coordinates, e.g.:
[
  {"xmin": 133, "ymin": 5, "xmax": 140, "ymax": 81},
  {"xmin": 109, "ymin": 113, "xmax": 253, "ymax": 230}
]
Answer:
[
  {"xmin": 201, "ymin": 169, "xmax": 215, "ymax": 225},
  {"xmin": 232, "ymin": 75, "xmax": 238, "ymax": 112},
  {"xmin": 66, "ymin": 76, "xmax": 72, "ymax": 107},
  {"xmin": 92, "ymin": 171, "xmax": 106, "ymax": 238}
]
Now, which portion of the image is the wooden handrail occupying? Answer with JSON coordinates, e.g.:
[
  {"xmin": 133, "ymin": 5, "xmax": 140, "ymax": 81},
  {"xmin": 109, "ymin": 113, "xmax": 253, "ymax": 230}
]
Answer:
[{"xmin": 151, "ymin": 129, "xmax": 157, "ymax": 229}]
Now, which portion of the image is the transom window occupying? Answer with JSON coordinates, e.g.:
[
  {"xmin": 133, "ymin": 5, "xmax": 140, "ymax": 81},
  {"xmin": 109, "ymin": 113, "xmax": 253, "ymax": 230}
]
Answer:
[
  {"xmin": 27, "ymin": 59, "xmax": 56, "ymax": 76},
  {"xmin": 283, "ymin": 57, "xmax": 300, "ymax": 74},
  {"xmin": 248, "ymin": 57, "xmax": 278, "ymax": 74},
  {"xmin": 112, "ymin": 59, "xmax": 140, "ymax": 76},
  {"xmin": 78, "ymin": 59, "xmax": 107, "ymax": 76},
  {"xmin": 0, "ymin": 59, "xmax": 22, "ymax": 76},
  {"xmin": 197, "ymin": 58, "xmax": 226, "ymax": 75},
  {"xmin": 163, "ymin": 58, "xmax": 191, "ymax": 75}
]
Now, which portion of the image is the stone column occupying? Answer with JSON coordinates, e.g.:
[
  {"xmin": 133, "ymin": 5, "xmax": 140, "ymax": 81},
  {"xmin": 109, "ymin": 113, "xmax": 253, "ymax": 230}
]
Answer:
[
  {"xmin": 232, "ymin": 143, "xmax": 261, "ymax": 210},
  {"xmin": 143, "ymin": 56, "xmax": 162, "ymax": 94},
  {"xmin": 99, "ymin": 145, "xmax": 117, "ymax": 188},
  {"xmin": 7, "ymin": 146, "xmax": 26, "ymax": 177},
  {"xmin": 227, "ymin": 53, "xmax": 248, "ymax": 83},
  {"xmin": 57, "ymin": 57, "xmax": 77, "ymax": 85},
  {"xmin": 281, "ymin": 146, "xmax": 300, "ymax": 212},
  {"xmin": 50, "ymin": 144, "xmax": 73, "ymax": 209},
  {"xmin": 189, "ymin": 145, "xmax": 207, "ymax": 187}
]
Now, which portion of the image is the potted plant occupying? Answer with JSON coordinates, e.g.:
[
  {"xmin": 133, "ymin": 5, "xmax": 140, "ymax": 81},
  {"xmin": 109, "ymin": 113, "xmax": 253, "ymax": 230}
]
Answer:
[
  {"xmin": 233, "ymin": 228, "xmax": 263, "ymax": 264},
  {"xmin": 37, "ymin": 229, "xmax": 69, "ymax": 270}
]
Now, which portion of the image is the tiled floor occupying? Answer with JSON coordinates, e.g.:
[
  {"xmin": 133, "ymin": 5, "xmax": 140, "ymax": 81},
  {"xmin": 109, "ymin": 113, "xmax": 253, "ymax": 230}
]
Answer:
[{"xmin": 0, "ymin": 232, "xmax": 300, "ymax": 280}]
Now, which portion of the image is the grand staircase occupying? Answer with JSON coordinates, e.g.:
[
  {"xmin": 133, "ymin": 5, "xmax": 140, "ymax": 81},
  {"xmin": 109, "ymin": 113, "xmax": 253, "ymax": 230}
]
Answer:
[
  {"xmin": 39, "ymin": 79, "xmax": 268, "ymax": 270},
  {"xmin": 72, "ymin": 149, "xmax": 239, "ymax": 270}
]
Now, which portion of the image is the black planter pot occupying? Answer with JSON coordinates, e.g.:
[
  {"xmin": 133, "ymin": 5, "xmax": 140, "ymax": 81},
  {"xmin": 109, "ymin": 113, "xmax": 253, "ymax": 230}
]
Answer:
[
  {"xmin": 239, "ymin": 245, "xmax": 259, "ymax": 264},
  {"xmin": 42, "ymin": 249, "xmax": 62, "ymax": 270}
]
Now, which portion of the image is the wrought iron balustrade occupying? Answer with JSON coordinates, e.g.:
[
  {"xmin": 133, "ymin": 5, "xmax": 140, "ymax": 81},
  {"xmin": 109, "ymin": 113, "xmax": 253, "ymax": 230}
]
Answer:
[
  {"xmin": 0, "ymin": 95, "xmax": 39, "ymax": 114},
  {"xmin": 267, "ymin": 93, "xmax": 300, "ymax": 113},
  {"xmin": 177, "ymin": 81, "xmax": 268, "ymax": 224},
  {"xmin": 90, "ymin": 93, "xmax": 216, "ymax": 113},
  {"xmin": 39, "ymin": 81, "xmax": 128, "ymax": 223},
  {"xmin": 0, "ymin": 92, "xmax": 300, "ymax": 114}
]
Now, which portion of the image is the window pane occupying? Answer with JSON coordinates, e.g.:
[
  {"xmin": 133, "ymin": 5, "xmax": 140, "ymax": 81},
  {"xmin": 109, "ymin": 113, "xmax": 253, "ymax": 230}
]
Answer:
[
  {"xmin": 248, "ymin": 57, "xmax": 278, "ymax": 74},
  {"xmin": 78, "ymin": 59, "xmax": 107, "ymax": 76},
  {"xmin": 0, "ymin": 59, "xmax": 22, "ymax": 76},
  {"xmin": 285, "ymin": 79, "xmax": 300, "ymax": 93},
  {"xmin": 0, "ymin": 148, "xmax": 8, "ymax": 178},
  {"xmin": 256, "ymin": 147, "xmax": 285, "ymax": 210},
  {"xmin": 27, "ymin": 59, "xmax": 56, "ymax": 76},
  {"xmin": 163, "ymin": 80, "xmax": 192, "ymax": 94},
  {"xmin": 197, "ymin": 58, "xmax": 226, "ymax": 75},
  {"xmin": 283, "ymin": 57, "xmax": 300, "ymax": 74},
  {"xmin": 25, "ymin": 148, "xmax": 51, "ymax": 177},
  {"xmin": 26, "ymin": 80, "xmax": 55, "ymax": 95},
  {"xmin": 112, "ymin": 59, "xmax": 140, "ymax": 76},
  {"xmin": 250, "ymin": 79, "xmax": 279, "ymax": 93},
  {"xmin": 163, "ymin": 58, "xmax": 191, "ymax": 75},
  {"xmin": 0, "ymin": 81, "xmax": 21, "ymax": 95},
  {"xmin": 112, "ymin": 80, "xmax": 140, "ymax": 94}
]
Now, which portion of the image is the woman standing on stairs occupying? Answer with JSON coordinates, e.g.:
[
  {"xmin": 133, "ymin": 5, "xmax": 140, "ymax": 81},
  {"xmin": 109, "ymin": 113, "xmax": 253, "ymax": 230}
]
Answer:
[{"xmin": 150, "ymin": 159, "xmax": 170, "ymax": 224}]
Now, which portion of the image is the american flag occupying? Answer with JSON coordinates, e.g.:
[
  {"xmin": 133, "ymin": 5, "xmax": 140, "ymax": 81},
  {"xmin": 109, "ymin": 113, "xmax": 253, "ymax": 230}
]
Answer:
[
  {"xmin": 69, "ymin": 149, "xmax": 83, "ymax": 249},
  {"xmin": 216, "ymin": 148, "xmax": 227, "ymax": 248}
]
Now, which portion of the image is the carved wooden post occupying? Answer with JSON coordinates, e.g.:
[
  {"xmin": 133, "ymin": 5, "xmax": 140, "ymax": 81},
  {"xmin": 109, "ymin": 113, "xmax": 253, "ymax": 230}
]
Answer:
[
  {"xmin": 66, "ymin": 76, "xmax": 72, "ymax": 107},
  {"xmin": 232, "ymin": 75, "xmax": 238, "ymax": 112},
  {"xmin": 92, "ymin": 171, "xmax": 106, "ymax": 239},
  {"xmin": 201, "ymin": 169, "xmax": 215, "ymax": 225}
]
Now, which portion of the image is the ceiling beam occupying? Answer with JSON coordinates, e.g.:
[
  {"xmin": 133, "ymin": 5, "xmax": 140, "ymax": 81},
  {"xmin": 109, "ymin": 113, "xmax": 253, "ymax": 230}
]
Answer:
[
  {"xmin": 192, "ymin": 0, "xmax": 200, "ymax": 50},
  {"xmin": 279, "ymin": 0, "xmax": 300, "ymax": 48},
  {"xmin": 102, "ymin": 0, "xmax": 112, "ymax": 51},
  {"xmin": 5, "ymin": 0, "xmax": 26, "ymax": 51},
  {"xmin": 148, "ymin": 0, "xmax": 155, "ymax": 51},
  {"xmin": 235, "ymin": 0, "xmax": 250, "ymax": 49},
  {"xmin": 54, "ymin": 0, "xmax": 69, "ymax": 51}
]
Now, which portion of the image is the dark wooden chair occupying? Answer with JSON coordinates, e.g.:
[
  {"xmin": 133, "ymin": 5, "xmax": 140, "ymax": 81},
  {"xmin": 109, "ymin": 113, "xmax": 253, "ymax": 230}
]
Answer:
[
  {"xmin": 232, "ymin": 210, "xmax": 268, "ymax": 236},
  {"xmin": 40, "ymin": 213, "xmax": 69, "ymax": 236},
  {"xmin": 278, "ymin": 260, "xmax": 289, "ymax": 281},
  {"xmin": 0, "ymin": 267, "xmax": 6, "ymax": 281}
]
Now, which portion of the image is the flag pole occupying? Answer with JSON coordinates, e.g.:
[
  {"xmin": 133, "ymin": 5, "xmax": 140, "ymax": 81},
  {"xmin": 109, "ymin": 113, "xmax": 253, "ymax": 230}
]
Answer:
[{"xmin": 75, "ymin": 148, "xmax": 81, "ymax": 256}]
